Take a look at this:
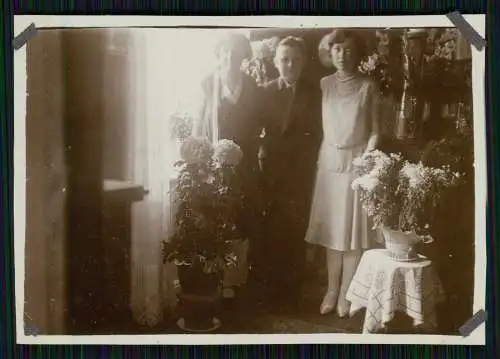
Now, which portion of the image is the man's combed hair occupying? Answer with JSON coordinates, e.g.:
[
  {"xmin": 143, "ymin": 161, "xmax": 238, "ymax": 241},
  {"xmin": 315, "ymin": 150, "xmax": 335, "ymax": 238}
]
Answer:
[{"xmin": 275, "ymin": 36, "xmax": 307, "ymax": 58}]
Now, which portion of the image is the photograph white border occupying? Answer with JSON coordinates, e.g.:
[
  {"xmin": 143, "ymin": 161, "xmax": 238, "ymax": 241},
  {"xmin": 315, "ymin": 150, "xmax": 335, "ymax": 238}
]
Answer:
[{"xmin": 14, "ymin": 14, "xmax": 487, "ymax": 346}]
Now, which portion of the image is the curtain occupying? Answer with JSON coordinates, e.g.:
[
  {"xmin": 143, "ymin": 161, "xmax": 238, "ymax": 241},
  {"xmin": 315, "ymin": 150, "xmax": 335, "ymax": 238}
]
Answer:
[{"xmin": 122, "ymin": 29, "xmax": 249, "ymax": 326}]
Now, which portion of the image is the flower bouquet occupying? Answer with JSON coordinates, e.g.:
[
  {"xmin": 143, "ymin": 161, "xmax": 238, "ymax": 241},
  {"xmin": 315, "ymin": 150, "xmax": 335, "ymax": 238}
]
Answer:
[
  {"xmin": 162, "ymin": 136, "xmax": 244, "ymax": 330},
  {"xmin": 352, "ymin": 150, "xmax": 462, "ymax": 260}
]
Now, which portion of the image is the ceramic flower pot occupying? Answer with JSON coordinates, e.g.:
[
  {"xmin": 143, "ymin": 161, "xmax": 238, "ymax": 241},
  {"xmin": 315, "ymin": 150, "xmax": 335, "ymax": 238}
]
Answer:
[
  {"xmin": 380, "ymin": 227, "xmax": 433, "ymax": 261},
  {"xmin": 176, "ymin": 264, "xmax": 222, "ymax": 332}
]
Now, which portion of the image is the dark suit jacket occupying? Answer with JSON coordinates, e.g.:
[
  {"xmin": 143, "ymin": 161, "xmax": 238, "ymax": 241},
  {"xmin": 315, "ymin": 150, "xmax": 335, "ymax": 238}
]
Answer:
[{"xmin": 260, "ymin": 77, "xmax": 322, "ymax": 210}]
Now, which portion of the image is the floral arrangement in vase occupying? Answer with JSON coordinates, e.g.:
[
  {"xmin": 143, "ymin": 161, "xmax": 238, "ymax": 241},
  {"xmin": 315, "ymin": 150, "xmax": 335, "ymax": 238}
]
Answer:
[
  {"xmin": 351, "ymin": 150, "xmax": 462, "ymax": 258},
  {"xmin": 163, "ymin": 136, "xmax": 244, "ymax": 274}
]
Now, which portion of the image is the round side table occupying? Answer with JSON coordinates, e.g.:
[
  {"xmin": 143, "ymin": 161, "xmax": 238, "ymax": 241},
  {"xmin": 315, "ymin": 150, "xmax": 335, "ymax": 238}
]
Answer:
[{"xmin": 346, "ymin": 249, "xmax": 445, "ymax": 334}]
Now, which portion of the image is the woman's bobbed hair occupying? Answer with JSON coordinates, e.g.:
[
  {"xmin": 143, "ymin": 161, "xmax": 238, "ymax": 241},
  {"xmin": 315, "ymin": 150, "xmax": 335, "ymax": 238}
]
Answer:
[{"xmin": 318, "ymin": 29, "xmax": 368, "ymax": 68}]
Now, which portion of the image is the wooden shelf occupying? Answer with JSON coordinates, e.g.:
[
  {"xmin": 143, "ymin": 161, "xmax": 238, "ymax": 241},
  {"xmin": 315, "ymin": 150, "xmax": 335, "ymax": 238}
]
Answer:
[{"xmin": 103, "ymin": 179, "xmax": 149, "ymax": 202}]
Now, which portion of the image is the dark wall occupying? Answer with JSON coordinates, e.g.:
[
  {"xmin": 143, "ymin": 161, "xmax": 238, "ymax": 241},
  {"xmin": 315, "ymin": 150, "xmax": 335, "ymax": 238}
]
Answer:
[
  {"xmin": 102, "ymin": 30, "xmax": 131, "ymax": 180},
  {"xmin": 25, "ymin": 29, "xmax": 67, "ymax": 334},
  {"xmin": 63, "ymin": 29, "xmax": 106, "ymax": 333}
]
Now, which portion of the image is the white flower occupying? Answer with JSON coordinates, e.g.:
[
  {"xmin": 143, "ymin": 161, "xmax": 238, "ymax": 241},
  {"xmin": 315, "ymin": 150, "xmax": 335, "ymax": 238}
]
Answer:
[
  {"xmin": 352, "ymin": 155, "xmax": 368, "ymax": 167},
  {"xmin": 217, "ymin": 186, "xmax": 229, "ymax": 195},
  {"xmin": 367, "ymin": 53, "xmax": 379, "ymax": 67},
  {"xmin": 173, "ymin": 259, "xmax": 191, "ymax": 266},
  {"xmin": 224, "ymin": 252, "xmax": 238, "ymax": 263},
  {"xmin": 359, "ymin": 53, "xmax": 380, "ymax": 73},
  {"xmin": 213, "ymin": 139, "xmax": 243, "ymax": 166},
  {"xmin": 390, "ymin": 153, "xmax": 403, "ymax": 161},
  {"xmin": 400, "ymin": 162, "xmax": 426, "ymax": 188},
  {"xmin": 207, "ymin": 175, "xmax": 216, "ymax": 184},
  {"xmin": 352, "ymin": 175, "xmax": 379, "ymax": 192},
  {"xmin": 180, "ymin": 136, "xmax": 214, "ymax": 164},
  {"xmin": 351, "ymin": 148, "xmax": 461, "ymax": 235}
]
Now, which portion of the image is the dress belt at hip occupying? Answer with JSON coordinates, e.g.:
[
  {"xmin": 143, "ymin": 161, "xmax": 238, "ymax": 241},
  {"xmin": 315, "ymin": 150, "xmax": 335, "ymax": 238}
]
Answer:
[{"xmin": 323, "ymin": 142, "xmax": 365, "ymax": 150}]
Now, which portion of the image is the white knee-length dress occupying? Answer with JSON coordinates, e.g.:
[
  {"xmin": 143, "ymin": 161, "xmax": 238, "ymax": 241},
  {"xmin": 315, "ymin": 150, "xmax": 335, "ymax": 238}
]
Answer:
[{"xmin": 305, "ymin": 72, "xmax": 379, "ymax": 252}]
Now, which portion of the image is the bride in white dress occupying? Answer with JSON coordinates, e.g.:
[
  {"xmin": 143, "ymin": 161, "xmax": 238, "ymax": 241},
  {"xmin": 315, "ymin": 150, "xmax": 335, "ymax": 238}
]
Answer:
[{"xmin": 305, "ymin": 29, "xmax": 381, "ymax": 316}]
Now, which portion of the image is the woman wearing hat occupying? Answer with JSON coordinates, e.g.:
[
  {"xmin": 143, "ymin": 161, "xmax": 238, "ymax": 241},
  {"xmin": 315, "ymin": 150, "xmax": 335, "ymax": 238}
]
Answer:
[{"xmin": 304, "ymin": 29, "xmax": 381, "ymax": 316}]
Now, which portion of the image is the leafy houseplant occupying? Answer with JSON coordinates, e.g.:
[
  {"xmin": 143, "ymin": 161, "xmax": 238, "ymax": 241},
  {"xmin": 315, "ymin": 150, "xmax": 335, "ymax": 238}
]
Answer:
[
  {"xmin": 162, "ymin": 136, "xmax": 244, "ymax": 330},
  {"xmin": 351, "ymin": 150, "xmax": 462, "ymax": 260}
]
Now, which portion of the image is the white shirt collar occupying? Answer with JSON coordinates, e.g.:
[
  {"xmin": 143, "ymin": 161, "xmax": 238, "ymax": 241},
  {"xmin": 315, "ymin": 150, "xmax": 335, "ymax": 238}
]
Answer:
[
  {"xmin": 220, "ymin": 74, "xmax": 243, "ymax": 104},
  {"xmin": 279, "ymin": 77, "xmax": 297, "ymax": 93}
]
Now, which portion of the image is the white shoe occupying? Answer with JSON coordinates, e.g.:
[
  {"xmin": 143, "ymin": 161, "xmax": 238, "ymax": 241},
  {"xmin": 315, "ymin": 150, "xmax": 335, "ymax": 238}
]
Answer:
[
  {"xmin": 336, "ymin": 300, "xmax": 350, "ymax": 318},
  {"xmin": 320, "ymin": 291, "xmax": 337, "ymax": 315}
]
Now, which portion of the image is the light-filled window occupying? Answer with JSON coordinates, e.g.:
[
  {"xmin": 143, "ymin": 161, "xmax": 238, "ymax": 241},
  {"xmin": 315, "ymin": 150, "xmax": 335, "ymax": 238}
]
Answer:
[{"xmin": 107, "ymin": 28, "xmax": 253, "ymax": 326}]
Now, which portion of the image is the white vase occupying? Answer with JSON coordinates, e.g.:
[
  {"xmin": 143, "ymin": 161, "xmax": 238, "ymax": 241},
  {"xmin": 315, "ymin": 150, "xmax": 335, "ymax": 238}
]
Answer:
[{"xmin": 380, "ymin": 227, "xmax": 422, "ymax": 260}]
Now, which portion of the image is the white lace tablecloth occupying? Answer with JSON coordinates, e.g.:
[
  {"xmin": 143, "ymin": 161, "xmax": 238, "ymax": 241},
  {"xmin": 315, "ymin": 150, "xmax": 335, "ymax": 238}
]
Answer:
[{"xmin": 346, "ymin": 249, "xmax": 445, "ymax": 334}]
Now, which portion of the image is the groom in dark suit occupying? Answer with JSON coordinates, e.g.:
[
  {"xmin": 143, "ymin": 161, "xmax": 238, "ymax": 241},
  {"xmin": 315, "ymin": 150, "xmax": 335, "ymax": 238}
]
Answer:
[{"xmin": 255, "ymin": 36, "xmax": 322, "ymax": 310}]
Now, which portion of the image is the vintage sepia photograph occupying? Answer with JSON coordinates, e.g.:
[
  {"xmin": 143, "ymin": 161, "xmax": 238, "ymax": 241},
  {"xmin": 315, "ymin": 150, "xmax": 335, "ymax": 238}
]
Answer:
[{"xmin": 15, "ymin": 15, "xmax": 486, "ymax": 345}]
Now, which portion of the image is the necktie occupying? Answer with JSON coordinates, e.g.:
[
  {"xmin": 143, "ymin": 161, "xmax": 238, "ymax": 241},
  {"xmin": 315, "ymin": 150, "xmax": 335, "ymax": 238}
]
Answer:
[{"xmin": 281, "ymin": 85, "xmax": 295, "ymax": 133}]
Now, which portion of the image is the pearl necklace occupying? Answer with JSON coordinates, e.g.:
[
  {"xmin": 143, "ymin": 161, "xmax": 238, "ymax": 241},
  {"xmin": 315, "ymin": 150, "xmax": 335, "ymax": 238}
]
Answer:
[{"xmin": 333, "ymin": 71, "xmax": 363, "ymax": 97}]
